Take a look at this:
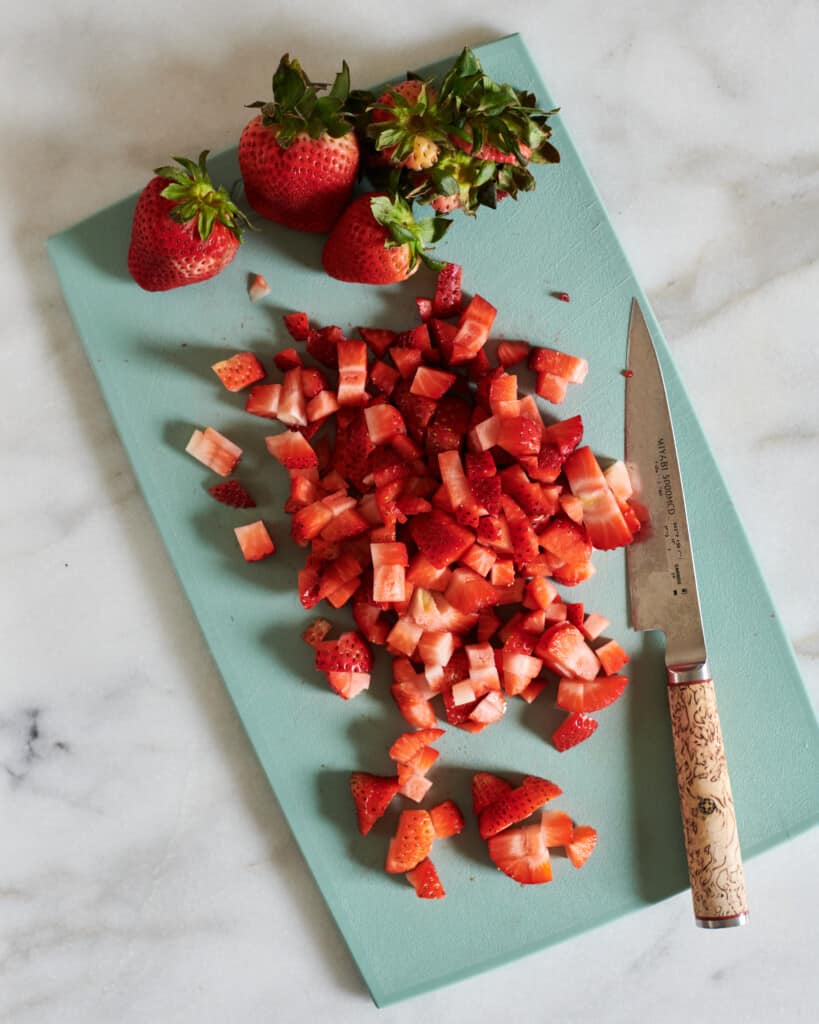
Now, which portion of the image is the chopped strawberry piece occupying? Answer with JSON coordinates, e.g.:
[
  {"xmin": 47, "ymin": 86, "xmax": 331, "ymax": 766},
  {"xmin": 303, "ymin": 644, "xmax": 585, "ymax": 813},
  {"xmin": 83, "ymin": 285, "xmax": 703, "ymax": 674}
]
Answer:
[
  {"xmin": 283, "ymin": 311, "xmax": 310, "ymax": 342},
  {"xmin": 315, "ymin": 631, "xmax": 372, "ymax": 674},
  {"xmin": 369, "ymin": 359, "xmax": 400, "ymax": 396},
  {"xmin": 358, "ymin": 326, "xmax": 396, "ymax": 357},
  {"xmin": 415, "ymin": 296, "xmax": 434, "ymax": 322},
  {"xmin": 539, "ymin": 809, "xmax": 575, "ymax": 847},
  {"xmin": 245, "ymin": 383, "xmax": 282, "ymax": 419},
  {"xmin": 496, "ymin": 416, "xmax": 541, "ymax": 459},
  {"xmin": 409, "ymin": 510, "xmax": 474, "ymax": 569},
  {"xmin": 385, "ymin": 809, "xmax": 436, "ymax": 873},
  {"xmin": 429, "ymin": 800, "xmax": 465, "ymax": 839},
  {"xmin": 336, "ymin": 340, "xmax": 368, "ymax": 406},
  {"xmin": 432, "ymin": 262, "xmax": 463, "ymax": 319},
  {"xmin": 277, "ymin": 367, "xmax": 308, "ymax": 426},
  {"xmin": 391, "ymin": 346, "xmax": 423, "ymax": 379},
  {"xmin": 208, "ymin": 479, "xmax": 256, "ymax": 508},
  {"xmin": 306, "ymin": 325, "xmax": 343, "ymax": 367},
  {"xmin": 265, "ymin": 431, "xmax": 318, "ymax": 470},
  {"xmin": 273, "ymin": 347, "xmax": 302, "ymax": 372},
  {"xmin": 579, "ymin": 612, "xmax": 610, "ymax": 641},
  {"xmin": 186, "ymin": 427, "xmax": 242, "ymax": 477},
  {"xmin": 247, "ymin": 273, "xmax": 270, "ymax": 302},
  {"xmin": 528, "ymin": 346, "xmax": 588, "ymax": 383},
  {"xmin": 471, "ymin": 771, "xmax": 514, "ymax": 816},
  {"xmin": 488, "ymin": 823, "xmax": 553, "ymax": 885},
  {"xmin": 535, "ymin": 622, "xmax": 601, "ymax": 680},
  {"xmin": 469, "ymin": 690, "xmax": 507, "ymax": 724},
  {"xmin": 450, "ymin": 294, "xmax": 496, "ymax": 365},
  {"xmin": 349, "ymin": 772, "xmax": 400, "ymax": 835},
  {"xmin": 211, "ymin": 352, "xmax": 265, "ymax": 392},
  {"xmin": 552, "ymin": 711, "xmax": 599, "ymax": 752},
  {"xmin": 388, "ymin": 728, "xmax": 445, "ymax": 764},
  {"xmin": 535, "ymin": 372, "xmax": 569, "ymax": 403},
  {"xmin": 496, "ymin": 339, "xmax": 530, "ymax": 368},
  {"xmin": 234, "ymin": 520, "xmax": 275, "ymax": 561},
  {"xmin": 541, "ymin": 415, "xmax": 584, "ymax": 457},
  {"xmin": 406, "ymin": 857, "xmax": 446, "ymax": 899},
  {"xmin": 566, "ymin": 824, "xmax": 598, "ymax": 868},
  {"xmin": 595, "ymin": 639, "xmax": 630, "ymax": 675},
  {"xmin": 563, "ymin": 446, "xmax": 633, "ymax": 550},
  {"xmin": 364, "ymin": 404, "xmax": 407, "ymax": 445},
  {"xmin": 411, "ymin": 366, "xmax": 456, "ymax": 400},
  {"xmin": 478, "ymin": 775, "xmax": 562, "ymax": 839},
  {"xmin": 557, "ymin": 674, "xmax": 628, "ymax": 713},
  {"xmin": 306, "ymin": 390, "xmax": 339, "ymax": 422},
  {"xmin": 302, "ymin": 618, "xmax": 333, "ymax": 648},
  {"xmin": 426, "ymin": 395, "xmax": 471, "ymax": 455}
]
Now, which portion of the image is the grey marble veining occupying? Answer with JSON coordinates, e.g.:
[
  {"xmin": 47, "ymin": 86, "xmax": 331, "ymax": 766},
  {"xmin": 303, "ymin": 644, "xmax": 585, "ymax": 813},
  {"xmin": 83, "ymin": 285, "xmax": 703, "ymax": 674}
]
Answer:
[{"xmin": 2, "ymin": 1, "xmax": 817, "ymax": 1021}]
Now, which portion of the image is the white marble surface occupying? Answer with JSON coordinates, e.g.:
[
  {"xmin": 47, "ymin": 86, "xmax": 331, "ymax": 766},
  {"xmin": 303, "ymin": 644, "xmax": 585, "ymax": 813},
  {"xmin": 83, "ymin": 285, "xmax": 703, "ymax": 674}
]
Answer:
[{"xmin": 3, "ymin": 1, "xmax": 819, "ymax": 1020}]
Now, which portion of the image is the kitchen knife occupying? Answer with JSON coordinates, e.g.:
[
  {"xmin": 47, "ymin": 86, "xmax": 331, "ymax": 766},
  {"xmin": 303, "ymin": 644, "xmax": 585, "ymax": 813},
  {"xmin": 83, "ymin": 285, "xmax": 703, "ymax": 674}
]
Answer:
[{"xmin": 624, "ymin": 298, "xmax": 748, "ymax": 928}]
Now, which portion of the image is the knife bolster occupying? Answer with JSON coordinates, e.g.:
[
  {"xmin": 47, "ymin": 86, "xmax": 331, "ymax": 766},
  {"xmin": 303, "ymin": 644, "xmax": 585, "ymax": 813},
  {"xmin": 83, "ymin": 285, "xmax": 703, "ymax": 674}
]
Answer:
[
  {"xmin": 667, "ymin": 660, "xmax": 711, "ymax": 685},
  {"xmin": 666, "ymin": 674, "xmax": 748, "ymax": 926}
]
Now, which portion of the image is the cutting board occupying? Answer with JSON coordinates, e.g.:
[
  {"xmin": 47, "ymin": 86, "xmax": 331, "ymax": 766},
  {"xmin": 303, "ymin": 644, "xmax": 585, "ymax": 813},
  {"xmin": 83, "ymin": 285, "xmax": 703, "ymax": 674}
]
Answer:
[{"xmin": 47, "ymin": 33, "xmax": 819, "ymax": 1007}]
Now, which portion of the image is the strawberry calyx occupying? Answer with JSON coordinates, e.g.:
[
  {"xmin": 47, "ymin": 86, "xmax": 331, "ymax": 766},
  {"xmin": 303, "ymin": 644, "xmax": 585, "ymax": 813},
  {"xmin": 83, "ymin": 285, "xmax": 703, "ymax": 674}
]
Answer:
[
  {"xmin": 367, "ymin": 79, "xmax": 447, "ymax": 167},
  {"xmin": 155, "ymin": 151, "xmax": 251, "ymax": 243},
  {"xmin": 369, "ymin": 194, "xmax": 451, "ymax": 272},
  {"xmin": 248, "ymin": 54, "xmax": 356, "ymax": 147}
]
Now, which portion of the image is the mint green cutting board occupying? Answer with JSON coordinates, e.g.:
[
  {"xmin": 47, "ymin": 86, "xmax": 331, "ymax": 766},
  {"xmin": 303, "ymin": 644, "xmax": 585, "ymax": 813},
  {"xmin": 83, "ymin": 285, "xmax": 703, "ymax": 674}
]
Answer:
[{"xmin": 48, "ymin": 34, "xmax": 819, "ymax": 1007}]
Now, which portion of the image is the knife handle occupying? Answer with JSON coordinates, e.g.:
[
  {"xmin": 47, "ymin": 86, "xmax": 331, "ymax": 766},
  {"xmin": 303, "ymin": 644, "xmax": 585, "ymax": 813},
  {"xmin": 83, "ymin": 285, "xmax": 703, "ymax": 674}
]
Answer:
[{"xmin": 667, "ymin": 667, "xmax": 749, "ymax": 927}]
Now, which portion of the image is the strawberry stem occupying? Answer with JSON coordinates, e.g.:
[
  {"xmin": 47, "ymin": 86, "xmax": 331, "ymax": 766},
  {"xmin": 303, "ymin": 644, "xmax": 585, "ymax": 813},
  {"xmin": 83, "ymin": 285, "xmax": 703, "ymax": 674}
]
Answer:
[
  {"xmin": 369, "ymin": 195, "xmax": 451, "ymax": 271},
  {"xmin": 156, "ymin": 151, "xmax": 252, "ymax": 243}
]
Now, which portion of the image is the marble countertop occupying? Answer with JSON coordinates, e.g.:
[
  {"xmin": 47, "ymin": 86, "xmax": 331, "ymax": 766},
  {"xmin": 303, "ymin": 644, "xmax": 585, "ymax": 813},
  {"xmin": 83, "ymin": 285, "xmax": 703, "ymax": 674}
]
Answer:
[{"xmin": 4, "ymin": 1, "xmax": 818, "ymax": 1020}]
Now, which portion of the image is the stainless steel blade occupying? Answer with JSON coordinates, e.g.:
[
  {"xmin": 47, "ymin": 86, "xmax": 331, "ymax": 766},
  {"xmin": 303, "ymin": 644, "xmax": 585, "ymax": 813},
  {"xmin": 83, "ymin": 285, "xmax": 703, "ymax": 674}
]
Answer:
[{"xmin": 624, "ymin": 299, "xmax": 707, "ymax": 670}]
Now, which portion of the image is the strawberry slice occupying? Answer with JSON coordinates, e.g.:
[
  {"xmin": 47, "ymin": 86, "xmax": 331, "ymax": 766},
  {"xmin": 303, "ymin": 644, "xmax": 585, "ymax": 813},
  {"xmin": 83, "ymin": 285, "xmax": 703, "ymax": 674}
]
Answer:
[
  {"xmin": 471, "ymin": 771, "xmax": 514, "ymax": 816},
  {"xmin": 496, "ymin": 340, "xmax": 530, "ymax": 368},
  {"xmin": 429, "ymin": 799, "xmax": 465, "ymax": 839},
  {"xmin": 566, "ymin": 824, "xmax": 598, "ymax": 868},
  {"xmin": 385, "ymin": 809, "xmax": 436, "ymax": 873},
  {"xmin": 208, "ymin": 479, "xmax": 256, "ymax": 508},
  {"xmin": 528, "ymin": 346, "xmax": 588, "ymax": 383},
  {"xmin": 563, "ymin": 446, "xmax": 633, "ymax": 550},
  {"xmin": 535, "ymin": 622, "xmax": 601, "ymax": 680},
  {"xmin": 432, "ymin": 262, "xmax": 463, "ymax": 319},
  {"xmin": 406, "ymin": 857, "xmax": 446, "ymax": 899},
  {"xmin": 265, "ymin": 430, "xmax": 318, "ymax": 470},
  {"xmin": 551, "ymin": 711, "xmax": 599, "ymax": 752},
  {"xmin": 539, "ymin": 809, "xmax": 575, "ymax": 847},
  {"xmin": 596, "ymin": 639, "xmax": 630, "ymax": 675},
  {"xmin": 411, "ymin": 365, "xmax": 457, "ymax": 400},
  {"xmin": 349, "ymin": 772, "xmax": 400, "ymax": 835},
  {"xmin": 449, "ymin": 294, "xmax": 496, "ymax": 364},
  {"xmin": 283, "ymin": 311, "xmax": 311, "ymax": 342},
  {"xmin": 336, "ymin": 340, "xmax": 368, "ymax": 406},
  {"xmin": 557, "ymin": 675, "xmax": 628, "ymax": 713},
  {"xmin": 211, "ymin": 352, "xmax": 265, "ymax": 392},
  {"xmin": 245, "ymin": 383, "xmax": 282, "ymax": 419},
  {"xmin": 388, "ymin": 727, "xmax": 445, "ymax": 763},
  {"xmin": 487, "ymin": 822, "xmax": 553, "ymax": 884},
  {"xmin": 234, "ymin": 520, "xmax": 275, "ymax": 561},
  {"xmin": 478, "ymin": 775, "xmax": 562, "ymax": 839},
  {"xmin": 186, "ymin": 427, "xmax": 242, "ymax": 477},
  {"xmin": 315, "ymin": 631, "xmax": 372, "ymax": 673}
]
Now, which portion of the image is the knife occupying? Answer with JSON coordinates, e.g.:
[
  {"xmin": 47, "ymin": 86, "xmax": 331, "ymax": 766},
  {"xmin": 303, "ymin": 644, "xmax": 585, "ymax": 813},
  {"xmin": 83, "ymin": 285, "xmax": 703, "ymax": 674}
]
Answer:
[{"xmin": 624, "ymin": 298, "xmax": 748, "ymax": 928}]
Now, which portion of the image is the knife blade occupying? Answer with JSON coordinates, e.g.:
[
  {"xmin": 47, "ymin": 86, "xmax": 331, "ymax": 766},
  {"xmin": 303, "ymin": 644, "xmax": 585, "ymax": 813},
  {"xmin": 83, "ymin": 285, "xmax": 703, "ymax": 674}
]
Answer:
[{"xmin": 624, "ymin": 298, "xmax": 748, "ymax": 928}]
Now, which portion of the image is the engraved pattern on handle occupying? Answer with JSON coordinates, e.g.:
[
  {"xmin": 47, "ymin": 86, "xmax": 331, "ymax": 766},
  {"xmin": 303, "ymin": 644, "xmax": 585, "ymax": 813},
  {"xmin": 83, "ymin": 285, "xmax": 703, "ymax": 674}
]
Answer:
[{"xmin": 667, "ymin": 679, "xmax": 748, "ymax": 922}]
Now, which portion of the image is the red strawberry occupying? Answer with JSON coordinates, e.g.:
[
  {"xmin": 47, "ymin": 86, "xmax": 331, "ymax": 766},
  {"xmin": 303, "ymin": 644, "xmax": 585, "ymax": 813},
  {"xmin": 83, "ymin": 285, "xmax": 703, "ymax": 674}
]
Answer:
[
  {"xmin": 471, "ymin": 771, "xmax": 514, "ymax": 816},
  {"xmin": 315, "ymin": 631, "xmax": 372, "ymax": 673},
  {"xmin": 426, "ymin": 395, "xmax": 472, "ymax": 456},
  {"xmin": 539, "ymin": 809, "xmax": 574, "ymax": 847},
  {"xmin": 566, "ymin": 824, "xmax": 598, "ymax": 868},
  {"xmin": 477, "ymin": 775, "xmax": 562, "ymax": 839},
  {"xmin": 283, "ymin": 311, "xmax": 311, "ymax": 341},
  {"xmin": 535, "ymin": 622, "xmax": 601, "ymax": 680},
  {"xmin": 496, "ymin": 340, "xmax": 530, "ymax": 367},
  {"xmin": 239, "ymin": 56, "xmax": 359, "ymax": 232},
  {"xmin": 264, "ymin": 431, "xmax": 318, "ymax": 470},
  {"xmin": 211, "ymin": 352, "xmax": 266, "ymax": 392},
  {"xmin": 186, "ymin": 427, "xmax": 242, "ymax": 477},
  {"xmin": 429, "ymin": 800, "xmax": 465, "ymax": 839},
  {"xmin": 128, "ymin": 151, "xmax": 249, "ymax": 292},
  {"xmin": 551, "ymin": 711, "xmax": 599, "ymax": 752},
  {"xmin": 369, "ymin": 79, "xmax": 443, "ymax": 171},
  {"xmin": 301, "ymin": 618, "xmax": 333, "ymax": 648},
  {"xmin": 385, "ymin": 809, "xmax": 436, "ymax": 873},
  {"xmin": 556, "ymin": 675, "xmax": 628, "ymax": 713},
  {"xmin": 409, "ymin": 510, "xmax": 474, "ymax": 569},
  {"xmin": 349, "ymin": 772, "xmax": 400, "ymax": 835},
  {"xmin": 248, "ymin": 273, "xmax": 270, "ymax": 302},
  {"xmin": 322, "ymin": 193, "xmax": 451, "ymax": 285},
  {"xmin": 234, "ymin": 521, "xmax": 275, "ymax": 561},
  {"xmin": 406, "ymin": 857, "xmax": 445, "ymax": 899},
  {"xmin": 487, "ymin": 823, "xmax": 553, "ymax": 885},
  {"xmin": 388, "ymin": 728, "xmax": 445, "ymax": 763},
  {"xmin": 596, "ymin": 639, "xmax": 630, "ymax": 676},
  {"xmin": 563, "ymin": 446, "xmax": 633, "ymax": 550},
  {"xmin": 432, "ymin": 262, "xmax": 463, "ymax": 318},
  {"xmin": 208, "ymin": 480, "xmax": 256, "ymax": 508}
]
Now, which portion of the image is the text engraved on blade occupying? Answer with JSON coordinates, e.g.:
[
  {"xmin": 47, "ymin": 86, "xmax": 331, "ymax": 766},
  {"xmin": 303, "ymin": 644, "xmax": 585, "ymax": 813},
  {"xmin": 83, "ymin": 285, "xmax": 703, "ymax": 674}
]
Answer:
[{"xmin": 654, "ymin": 437, "xmax": 689, "ymax": 598}]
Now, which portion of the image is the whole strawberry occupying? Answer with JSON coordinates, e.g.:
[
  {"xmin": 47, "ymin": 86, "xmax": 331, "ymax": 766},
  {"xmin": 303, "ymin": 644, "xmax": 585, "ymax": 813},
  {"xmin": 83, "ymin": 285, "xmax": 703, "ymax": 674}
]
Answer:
[
  {"xmin": 239, "ymin": 55, "xmax": 360, "ymax": 233},
  {"xmin": 321, "ymin": 193, "xmax": 450, "ymax": 285},
  {"xmin": 127, "ymin": 151, "xmax": 250, "ymax": 292},
  {"xmin": 368, "ymin": 79, "xmax": 443, "ymax": 171}
]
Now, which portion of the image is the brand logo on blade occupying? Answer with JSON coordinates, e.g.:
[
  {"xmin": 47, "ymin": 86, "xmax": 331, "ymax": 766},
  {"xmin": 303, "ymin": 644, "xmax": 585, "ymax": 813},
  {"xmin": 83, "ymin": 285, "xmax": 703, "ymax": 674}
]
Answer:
[{"xmin": 655, "ymin": 437, "xmax": 688, "ymax": 597}]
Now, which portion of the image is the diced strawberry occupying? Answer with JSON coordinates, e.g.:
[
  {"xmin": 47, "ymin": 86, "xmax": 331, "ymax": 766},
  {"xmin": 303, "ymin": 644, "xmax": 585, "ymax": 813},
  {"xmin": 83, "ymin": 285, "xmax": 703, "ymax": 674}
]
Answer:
[
  {"xmin": 502, "ymin": 652, "xmax": 543, "ymax": 696},
  {"xmin": 416, "ymin": 296, "xmax": 434, "ymax": 322},
  {"xmin": 306, "ymin": 325, "xmax": 343, "ymax": 367},
  {"xmin": 234, "ymin": 520, "xmax": 275, "ymax": 561},
  {"xmin": 358, "ymin": 326, "xmax": 396, "ymax": 357},
  {"xmin": 426, "ymin": 396, "xmax": 471, "ymax": 455},
  {"xmin": 565, "ymin": 602, "xmax": 584, "ymax": 628},
  {"xmin": 496, "ymin": 416, "xmax": 541, "ymax": 459},
  {"xmin": 535, "ymin": 622, "xmax": 601, "ymax": 680},
  {"xmin": 211, "ymin": 352, "xmax": 265, "ymax": 392},
  {"xmin": 429, "ymin": 800, "xmax": 465, "ymax": 839},
  {"xmin": 349, "ymin": 772, "xmax": 400, "ymax": 835},
  {"xmin": 539, "ymin": 516, "xmax": 592, "ymax": 567},
  {"xmin": 392, "ymin": 683, "xmax": 438, "ymax": 728},
  {"xmin": 488, "ymin": 372, "xmax": 518, "ymax": 410},
  {"xmin": 541, "ymin": 415, "xmax": 584, "ymax": 457},
  {"xmin": 417, "ymin": 630, "xmax": 455, "ymax": 668},
  {"xmin": 559, "ymin": 493, "xmax": 584, "ymax": 523},
  {"xmin": 557, "ymin": 674, "xmax": 628, "ymax": 713},
  {"xmin": 469, "ymin": 690, "xmax": 507, "ymax": 724},
  {"xmin": 487, "ymin": 823, "xmax": 553, "ymax": 885},
  {"xmin": 208, "ymin": 479, "xmax": 256, "ymax": 508},
  {"xmin": 519, "ymin": 679, "xmax": 547, "ymax": 703},
  {"xmin": 596, "ymin": 639, "xmax": 630, "ymax": 675},
  {"xmin": 274, "ymin": 347, "xmax": 303, "ymax": 371},
  {"xmin": 388, "ymin": 728, "xmax": 445, "ymax": 764},
  {"xmin": 385, "ymin": 809, "xmax": 436, "ymax": 873},
  {"xmin": 302, "ymin": 617, "xmax": 333, "ymax": 648},
  {"xmin": 432, "ymin": 262, "xmax": 463, "ymax": 319},
  {"xmin": 496, "ymin": 339, "xmax": 530, "ymax": 368},
  {"xmin": 265, "ymin": 431, "xmax": 318, "ymax": 471},
  {"xmin": 336, "ymin": 340, "xmax": 368, "ymax": 406},
  {"xmin": 315, "ymin": 631, "xmax": 372, "ymax": 674},
  {"xmin": 406, "ymin": 857, "xmax": 445, "ymax": 899},
  {"xmin": 245, "ymin": 383, "xmax": 282, "ymax": 419},
  {"xmin": 551, "ymin": 711, "xmax": 599, "ymax": 752},
  {"xmin": 535, "ymin": 372, "xmax": 569, "ymax": 403},
  {"xmin": 283, "ymin": 311, "xmax": 310, "ymax": 342},
  {"xmin": 391, "ymin": 346, "xmax": 423, "ymax": 378},
  {"xmin": 471, "ymin": 772, "xmax": 514, "ymax": 816},
  {"xmin": 525, "ymin": 576, "xmax": 558, "ymax": 610},
  {"xmin": 411, "ymin": 365, "xmax": 456, "ymax": 400},
  {"xmin": 579, "ymin": 612, "xmax": 610, "ymax": 641},
  {"xmin": 478, "ymin": 775, "xmax": 562, "ymax": 839},
  {"xmin": 490, "ymin": 558, "xmax": 516, "ymax": 587},
  {"xmin": 501, "ymin": 495, "xmax": 540, "ymax": 566},
  {"xmin": 392, "ymin": 379, "xmax": 437, "ymax": 442},
  {"xmin": 305, "ymin": 390, "xmax": 339, "ymax": 423},
  {"xmin": 539, "ymin": 808, "xmax": 575, "ymax": 847},
  {"xmin": 398, "ymin": 770, "xmax": 434, "ymax": 803},
  {"xmin": 409, "ymin": 510, "xmax": 474, "ymax": 569},
  {"xmin": 603, "ymin": 459, "xmax": 633, "ymax": 501},
  {"xmin": 566, "ymin": 824, "xmax": 598, "ymax": 868},
  {"xmin": 529, "ymin": 346, "xmax": 589, "ymax": 383},
  {"xmin": 449, "ymin": 294, "xmax": 496, "ymax": 364},
  {"xmin": 386, "ymin": 617, "xmax": 423, "ymax": 657},
  {"xmin": 563, "ymin": 446, "xmax": 633, "ymax": 550},
  {"xmin": 277, "ymin": 367, "xmax": 307, "ymax": 426},
  {"xmin": 246, "ymin": 273, "xmax": 270, "ymax": 302},
  {"xmin": 364, "ymin": 404, "xmax": 407, "ymax": 445},
  {"xmin": 186, "ymin": 427, "xmax": 242, "ymax": 477}
]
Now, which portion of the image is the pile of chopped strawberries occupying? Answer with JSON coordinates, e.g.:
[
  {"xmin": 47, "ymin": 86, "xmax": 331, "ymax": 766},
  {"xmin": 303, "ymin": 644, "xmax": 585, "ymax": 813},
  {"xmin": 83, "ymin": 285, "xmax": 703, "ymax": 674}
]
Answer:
[{"xmin": 186, "ymin": 262, "xmax": 638, "ymax": 752}]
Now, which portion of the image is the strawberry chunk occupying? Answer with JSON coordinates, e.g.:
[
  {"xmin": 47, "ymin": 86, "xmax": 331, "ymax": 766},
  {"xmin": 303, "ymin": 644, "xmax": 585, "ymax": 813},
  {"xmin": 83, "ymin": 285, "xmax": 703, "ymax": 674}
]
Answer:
[
  {"xmin": 265, "ymin": 431, "xmax": 318, "ymax": 470},
  {"xmin": 429, "ymin": 800, "xmax": 465, "ymax": 839},
  {"xmin": 211, "ymin": 352, "xmax": 265, "ymax": 392},
  {"xmin": 208, "ymin": 479, "xmax": 256, "ymax": 508},
  {"xmin": 283, "ymin": 311, "xmax": 310, "ymax": 342},
  {"xmin": 388, "ymin": 727, "xmax": 445, "ymax": 764},
  {"xmin": 496, "ymin": 340, "xmax": 530, "ymax": 368},
  {"xmin": 471, "ymin": 771, "xmax": 514, "ymax": 816},
  {"xmin": 186, "ymin": 427, "xmax": 242, "ymax": 477},
  {"xmin": 385, "ymin": 809, "xmax": 436, "ymax": 873},
  {"xmin": 409, "ymin": 510, "xmax": 474, "ymax": 569},
  {"xmin": 248, "ymin": 273, "xmax": 270, "ymax": 302},
  {"xmin": 245, "ymin": 383, "xmax": 282, "ymax": 419},
  {"xmin": 528, "ymin": 346, "xmax": 588, "ymax": 383},
  {"xmin": 552, "ymin": 711, "xmax": 599, "ymax": 752},
  {"xmin": 557, "ymin": 675, "xmax": 628, "ymax": 713},
  {"xmin": 563, "ymin": 446, "xmax": 633, "ymax": 550},
  {"xmin": 566, "ymin": 824, "xmax": 598, "ymax": 868},
  {"xmin": 535, "ymin": 622, "xmax": 601, "ymax": 680},
  {"xmin": 478, "ymin": 775, "xmax": 562, "ymax": 839},
  {"xmin": 432, "ymin": 263, "xmax": 463, "ymax": 319},
  {"xmin": 349, "ymin": 772, "xmax": 400, "ymax": 835},
  {"xmin": 234, "ymin": 520, "xmax": 275, "ymax": 561},
  {"xmin": 596, "ymin": 639, "xmax": 631, "ymax": 675},
  {"xmin": 406, "ymin": 857, "xmax": 445, "ymax": 899},
  {"xmin": 411, "ymin": 365, "xmax": 456, "ymax": 400},
  {"xmin": 488, "ymin": 823, "xmax": 553, "ymax": 885}
]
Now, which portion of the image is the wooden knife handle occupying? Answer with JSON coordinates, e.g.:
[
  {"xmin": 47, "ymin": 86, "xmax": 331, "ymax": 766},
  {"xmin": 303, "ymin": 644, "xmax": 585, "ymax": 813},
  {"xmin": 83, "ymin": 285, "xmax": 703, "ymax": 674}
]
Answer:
[{"xmin": 667, "ymin": 669, "xmax": 748, "ymax": 927}]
